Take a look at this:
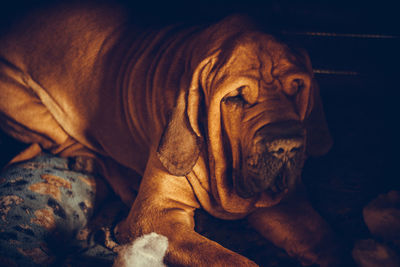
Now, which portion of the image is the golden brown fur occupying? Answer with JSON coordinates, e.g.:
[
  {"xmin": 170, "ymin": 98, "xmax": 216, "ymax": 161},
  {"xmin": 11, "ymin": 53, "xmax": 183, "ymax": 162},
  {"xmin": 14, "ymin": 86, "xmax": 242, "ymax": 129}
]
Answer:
[{"xmin": 0, "ymin": 3, "xmax": 343, "ymax": 266}]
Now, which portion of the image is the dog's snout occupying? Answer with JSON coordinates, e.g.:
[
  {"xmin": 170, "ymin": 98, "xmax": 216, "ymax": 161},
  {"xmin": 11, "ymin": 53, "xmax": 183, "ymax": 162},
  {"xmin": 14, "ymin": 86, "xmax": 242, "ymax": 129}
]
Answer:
[
  {"xmin": 255, "ymin": 120, "xmax": 305, "ymax": 141},
  {"xmin": 240, "ymin": 121, "xmax": 307, "ymax": 198},
  {"xmin": 250, "ymin": 120, "xmax": 305, "ymax": 162}
]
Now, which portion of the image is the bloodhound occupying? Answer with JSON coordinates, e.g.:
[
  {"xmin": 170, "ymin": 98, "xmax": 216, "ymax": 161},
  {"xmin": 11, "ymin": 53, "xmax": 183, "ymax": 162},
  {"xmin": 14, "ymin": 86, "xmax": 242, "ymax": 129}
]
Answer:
[{"xmin": 0, "ymin": 3, "xmax": 344, "ymax": 266}]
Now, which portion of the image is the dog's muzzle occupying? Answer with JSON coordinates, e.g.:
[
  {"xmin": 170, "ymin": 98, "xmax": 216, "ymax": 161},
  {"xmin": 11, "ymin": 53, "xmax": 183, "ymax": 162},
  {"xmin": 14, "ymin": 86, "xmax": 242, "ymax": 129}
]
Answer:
[{"xmin": 237, "ymin": 120, "xmax": 306, "ymax": 198}]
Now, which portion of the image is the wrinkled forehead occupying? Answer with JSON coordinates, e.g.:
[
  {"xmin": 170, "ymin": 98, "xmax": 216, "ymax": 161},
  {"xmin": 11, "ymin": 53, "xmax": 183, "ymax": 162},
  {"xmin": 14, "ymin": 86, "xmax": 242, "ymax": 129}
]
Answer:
[
  {"xmin": 220, "ymin": 32, "xmax": 310, "ymax": 83},
  {"xmin": 203, "ymin": 32, "xmax": 313, "ymax": 106}
]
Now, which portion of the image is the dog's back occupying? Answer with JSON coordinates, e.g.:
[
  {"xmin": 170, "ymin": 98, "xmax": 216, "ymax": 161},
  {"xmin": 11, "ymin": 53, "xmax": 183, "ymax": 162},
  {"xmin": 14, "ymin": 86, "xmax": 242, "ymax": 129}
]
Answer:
[
  {"xmin": 0, "ymin": 4, "xmax": 149, "ymax": 166},
  {"xmin": 0, "ymin": 2, "xmax": 201, "ymax": 174}
]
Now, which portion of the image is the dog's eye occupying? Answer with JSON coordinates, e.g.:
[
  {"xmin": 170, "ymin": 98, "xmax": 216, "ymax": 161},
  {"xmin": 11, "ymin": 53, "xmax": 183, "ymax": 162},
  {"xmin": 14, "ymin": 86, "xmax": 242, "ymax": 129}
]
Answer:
[
  {"xmin": 223, "ymin": 86, "xmax": 257, "ymax": 104},
  {"xmin": 223, "ymin": 87, "xmax": 246, "ymax": 104},
  {"xmin": 224, "ymin": 94, "xmax": 244, "ymax": 104},
  {"xmin": 288, "ymin": 79, "xmax": 304, "ymax": 95},
  {"xmin": 284, "ymin": 77, "xmax": 308, "ymax": 96}
]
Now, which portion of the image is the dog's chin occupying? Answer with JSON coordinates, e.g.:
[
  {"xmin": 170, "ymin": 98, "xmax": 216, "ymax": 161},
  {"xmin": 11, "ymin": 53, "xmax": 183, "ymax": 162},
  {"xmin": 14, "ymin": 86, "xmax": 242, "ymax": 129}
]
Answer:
[{"xmin": 235, "ymin": 170, "xmax": 293, "ymax": 199}]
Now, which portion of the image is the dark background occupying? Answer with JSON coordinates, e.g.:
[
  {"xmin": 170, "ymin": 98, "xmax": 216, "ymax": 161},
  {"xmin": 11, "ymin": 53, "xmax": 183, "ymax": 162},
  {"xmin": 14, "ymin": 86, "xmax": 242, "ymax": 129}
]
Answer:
[{"xmin": 0, "ymin": 0, "xmax": 399, "ymax": 266}]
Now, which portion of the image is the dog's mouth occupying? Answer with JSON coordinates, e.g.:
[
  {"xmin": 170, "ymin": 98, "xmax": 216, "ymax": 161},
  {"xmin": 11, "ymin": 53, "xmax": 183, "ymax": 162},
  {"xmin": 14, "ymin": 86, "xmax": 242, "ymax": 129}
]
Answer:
[
  {"xmin": 267, "ymin": 171, "xmax": 288, "ymax": 194},
  {"xmin": 235, "ymin": 150, "xmax": 305, "ymax": 199},
  {"xmin": 235, "ymin": 166, "xmax": 291, "ymax": 199},
  {"xmin": 221, "ymin": 120, "xmax": 307, "ymax": 199}
]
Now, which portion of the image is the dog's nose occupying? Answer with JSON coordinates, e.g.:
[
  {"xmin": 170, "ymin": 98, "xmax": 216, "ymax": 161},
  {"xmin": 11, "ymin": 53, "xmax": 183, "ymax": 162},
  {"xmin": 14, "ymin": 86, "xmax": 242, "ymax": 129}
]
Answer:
[
  {"xmin": 267, "ymin": 138, "xmax": 304, "ymax": 160},
  {"xmin": 252, "ymin": 120, "xmax": 305, "ymax": 160}
]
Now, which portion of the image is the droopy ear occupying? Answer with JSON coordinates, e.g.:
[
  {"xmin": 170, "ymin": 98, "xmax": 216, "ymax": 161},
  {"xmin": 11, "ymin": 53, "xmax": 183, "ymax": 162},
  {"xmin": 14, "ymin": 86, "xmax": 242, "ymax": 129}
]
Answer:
[
  {"xmin": 156, "ymin": 55, "xmax": 216, "ymax": 176},
  {"xmin": 156, "ymin": 91, "xmax": 202, "ymax": 176},
  {"xmin": 297, "ymin": 48, "xmax": 333, "ymax": 157},
  {"xmin": 305, "ymin": 80, "xmax": 333, "ymax": 157}
]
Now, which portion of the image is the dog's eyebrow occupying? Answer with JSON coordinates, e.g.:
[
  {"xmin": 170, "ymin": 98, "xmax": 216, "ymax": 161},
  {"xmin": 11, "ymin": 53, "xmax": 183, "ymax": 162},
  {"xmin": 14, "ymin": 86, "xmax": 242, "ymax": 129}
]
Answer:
[
  {"xmin": 239, "ymin": 73, "xmax": 260, "ymax": 82},
  {"xmin": 210, "ymin": 70, "xmax": 260, "ymax": 94}
]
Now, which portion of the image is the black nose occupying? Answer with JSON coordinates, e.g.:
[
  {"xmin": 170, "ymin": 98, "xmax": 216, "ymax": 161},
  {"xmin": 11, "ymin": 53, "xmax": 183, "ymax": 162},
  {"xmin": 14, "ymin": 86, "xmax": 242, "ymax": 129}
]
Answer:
[{"xmin": 267, "ymin": 138, "xmax": 304, "ymax": 160}]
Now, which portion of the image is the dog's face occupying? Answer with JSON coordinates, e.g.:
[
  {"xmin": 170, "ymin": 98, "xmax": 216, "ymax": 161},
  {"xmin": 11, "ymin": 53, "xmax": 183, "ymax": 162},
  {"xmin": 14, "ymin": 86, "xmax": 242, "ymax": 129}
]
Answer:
[
  {"xmin": 157, "ymin": 32, "xmax": 332, "ymax": 207},
  {"xmin": 217, "ymin": 35, "xmax": 312, "ymax": 198}
]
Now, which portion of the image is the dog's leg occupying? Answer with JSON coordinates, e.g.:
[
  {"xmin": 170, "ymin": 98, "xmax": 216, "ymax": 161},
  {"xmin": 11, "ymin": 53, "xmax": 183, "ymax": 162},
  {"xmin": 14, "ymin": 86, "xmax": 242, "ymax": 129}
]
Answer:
[
  {"xmin": 248, "ymin": 198, "xmax": 346, "ymax": 266},
  {"xmin": 114, "ymin": 149, "xmax": 258, "ymax": 267}
]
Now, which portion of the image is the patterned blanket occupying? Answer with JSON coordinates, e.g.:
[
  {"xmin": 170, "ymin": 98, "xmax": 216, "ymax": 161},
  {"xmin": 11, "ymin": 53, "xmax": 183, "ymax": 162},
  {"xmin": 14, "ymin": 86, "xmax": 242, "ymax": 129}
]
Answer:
[{"xmin": 0, "ymin": 153, "xmax": 127, "ymax": 267}]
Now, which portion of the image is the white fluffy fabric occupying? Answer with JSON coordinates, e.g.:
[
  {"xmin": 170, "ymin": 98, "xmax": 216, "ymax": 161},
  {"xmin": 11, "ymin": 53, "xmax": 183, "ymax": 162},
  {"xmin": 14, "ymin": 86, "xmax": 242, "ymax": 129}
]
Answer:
[{"xmin": 113, "ymin": 232, "xmax": 169, "ymax": 267}]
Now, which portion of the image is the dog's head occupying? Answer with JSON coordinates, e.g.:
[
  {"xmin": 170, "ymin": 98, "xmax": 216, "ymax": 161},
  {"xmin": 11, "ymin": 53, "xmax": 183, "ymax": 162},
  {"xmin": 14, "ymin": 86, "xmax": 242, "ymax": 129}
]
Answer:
[{"xmin": 157, "ymin": 26, "xmax": 331, "ymax": 210}]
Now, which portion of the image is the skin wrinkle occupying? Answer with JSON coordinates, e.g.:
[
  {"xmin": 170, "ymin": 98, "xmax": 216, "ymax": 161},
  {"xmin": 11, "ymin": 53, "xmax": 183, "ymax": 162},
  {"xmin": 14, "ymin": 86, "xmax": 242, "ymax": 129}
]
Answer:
[
  {"xmin": 105, "ymin": 28, "xmax": 141, "ymax": 151},
  {"xmin": 141, "ymin": 30, "xmax": 168, "ymax": 141},
  {"xmin": 257, "ymin": 51, "xmax": 275, "ymax": 86},
  {"xmin": 146, "ymin": 28, "xmax": 177, "ymax": 133},
  {"xmin": 153, "ymin": 28, "xmax": 198, "ymax": 130},
  {"xmin": 125, "ymin": 29, "xmax": 167, "ymax": 148},
  {"xmin": 199, "ymin": 62, "xmax": 212, "ymax": 106},
  {"xmin": 0, "ymin": 113, "xmax": 58, "ymax": 147},
  {"xmin": 242, "ymin": 99, "xmax": 289, "ymax": 122},
  {"xmin": 221, "ymin": 100, "xmax": 243, "ymax": 196},
  {"xmin": 0, "ymin": 72, "xmax": 70, "ymax": 149},
  {"xmin": 207, "ymin": 33, "xmax": 243, "ymax": 76},
  {"xmin": 188, "ymin": 57, "xmax": 214, "ymax": 138},
  {"xmin": 242, "ymin": 107, "xmax": 299, "ymax": 139}
]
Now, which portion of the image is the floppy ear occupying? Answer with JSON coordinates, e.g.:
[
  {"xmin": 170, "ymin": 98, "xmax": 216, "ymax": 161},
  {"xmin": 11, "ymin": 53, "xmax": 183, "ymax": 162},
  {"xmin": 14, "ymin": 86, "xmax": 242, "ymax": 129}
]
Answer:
[
  {"xmin": 297, "ymin": 48, "xmax": 333, "ymax": 157},
  {"xmin": 157, "ymin": 56, "xmax": 215, "ymax": 176},
  {"xmin": 305, "ymin": 80, "xmax": 333, "ymax": 157},
  {"xmin": 156, "ymin": 91, "xmax": 202, "ymax": 176}
]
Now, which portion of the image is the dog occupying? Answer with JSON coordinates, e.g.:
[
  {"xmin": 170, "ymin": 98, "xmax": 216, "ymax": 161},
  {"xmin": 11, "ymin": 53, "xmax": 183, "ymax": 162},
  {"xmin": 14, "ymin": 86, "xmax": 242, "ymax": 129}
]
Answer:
[{"xmin": 0, "ymin": 2, "xmax": 345, "ymax": 266}]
